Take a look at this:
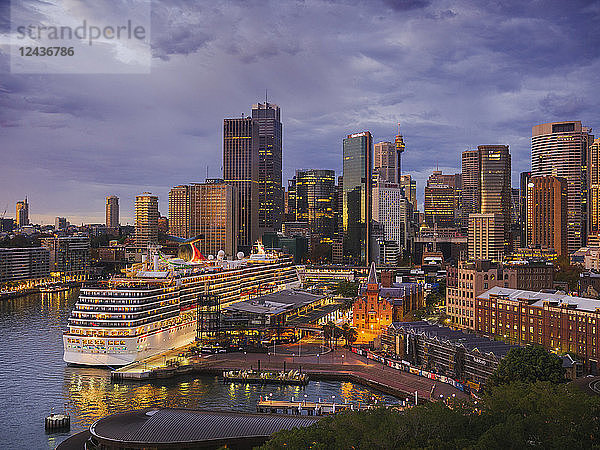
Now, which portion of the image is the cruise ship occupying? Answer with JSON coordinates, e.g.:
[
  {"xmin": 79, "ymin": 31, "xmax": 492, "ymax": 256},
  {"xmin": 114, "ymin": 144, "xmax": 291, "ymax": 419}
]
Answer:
[{"xmin": 63, "ymin": 243, "xmax": 299, "ymax": 366}]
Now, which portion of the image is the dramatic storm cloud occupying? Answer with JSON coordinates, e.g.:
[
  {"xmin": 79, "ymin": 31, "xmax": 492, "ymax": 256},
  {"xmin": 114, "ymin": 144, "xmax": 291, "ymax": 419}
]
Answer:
[{"xmin": 1, "ymin": 0, "xmax": 599, "ymax": 223}]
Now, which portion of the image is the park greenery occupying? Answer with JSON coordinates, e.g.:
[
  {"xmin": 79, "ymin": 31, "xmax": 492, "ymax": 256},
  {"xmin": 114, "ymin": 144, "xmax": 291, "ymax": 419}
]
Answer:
[
  {"xmin": 554, "ymin": 255, "xmax": 583, "ymax": 292},
  {"xmin": 322, "ymin": 321, "xmax": 357, "ymax": 349},
  {"xmin": 260, "ymin": 345, "xmax": 599, "ymax": 449},
  {"xmin": 334, "ymin": 280, "xmax": 359, "ymax": 299}
]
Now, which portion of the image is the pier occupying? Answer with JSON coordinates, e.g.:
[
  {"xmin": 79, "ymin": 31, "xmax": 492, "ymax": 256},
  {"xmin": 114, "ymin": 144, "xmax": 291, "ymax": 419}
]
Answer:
[
  {"xmin": 110, "ymin": 343, "xmax": 467, "ymax": 402},
  {"xmin": 256, "ymin": 399, "xmax": 372, "ymax": 415}
]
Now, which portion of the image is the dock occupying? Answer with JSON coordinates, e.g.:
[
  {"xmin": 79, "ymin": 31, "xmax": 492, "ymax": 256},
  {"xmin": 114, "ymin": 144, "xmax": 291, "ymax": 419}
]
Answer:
[
  {"xmin": 223, "ymin": 369, "xmax": 308, "ymax": 386},
  {"xmin": 256, "ymin": 399, "xmax": 372, "ymax": 415}
]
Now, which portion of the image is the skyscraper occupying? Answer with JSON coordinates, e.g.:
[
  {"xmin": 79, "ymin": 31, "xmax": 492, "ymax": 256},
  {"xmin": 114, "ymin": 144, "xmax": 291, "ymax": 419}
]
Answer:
[
  {"xmin": 374, "ymin": 141, "xmax": 396, "ymax": 184},
  {"xmin": 526, "ymin": 176, "xmax": 568, "ymax": 257},
  {"xmin": 478, "ymin": 145, "xmax": 511, "ymax": 250},
  {"xmin": 532, "ymin": 121, "xmax": 594, "ymax": 252},
  {"xmin": 519, "ymin": 171, "xmax": 531, "ymax": 245},
  {"xmin": 461, "ymin": 150, "xmax": 480, "ymax": 226},
  {"xmin": 223, "ymin": 116, "xmax": 259, "ymax": 253},
  {"xmin": 343, "ymin": 132, "xmax": 372, "ymax": 265},
  {"xmin": 252, "ymin": 102, "xmax": 283, "ymax": 233},
  {"xmin": 289, "ymin": 169, "xmax": 335, "ymax": 238},
  {"xmin": 588, "ymin": 138, "xmax": 600, "ymax": 245},
  {"xmin": 372, "ymin": 180, "xmax": 413, "ymax": 254},
  {"xmin": 468, "ymin": 213, "xmax": 504, "ymax": 261},
  {"xmin": 105, "ymin": 195, "xmax": 119, "ymax": 228},
  {"xmin": 135, "ymin": 192, "xmax": 159, "ymax": 247},
  {"xmin": 16, "ymin": 197, "xmax": 29, "ymax": 227},
  {"xmin": 168, "ymin": 181, "xmax": 239, "ymax": 257},
  {"xmin": 399, "ymin": 174, "xmax": 417, "ymax": 211},
  {"xmin": 424, "ymin": 171, "xmax": 462, "ymax": 227}
]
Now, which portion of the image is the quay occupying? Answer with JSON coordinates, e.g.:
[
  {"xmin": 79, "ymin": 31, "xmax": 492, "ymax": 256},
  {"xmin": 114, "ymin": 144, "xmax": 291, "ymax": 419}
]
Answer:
[
  {"xmin": 256, "ymin": 399, "xmax": 372, "ymax": 415},
  {"xmin": 110, "ymin": 343, "xmax": 467, "ymax": 402}
]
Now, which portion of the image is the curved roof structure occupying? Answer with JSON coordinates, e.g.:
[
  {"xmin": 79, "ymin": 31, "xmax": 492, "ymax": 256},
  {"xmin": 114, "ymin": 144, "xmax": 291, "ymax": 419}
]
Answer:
[{"xmin": 89, "ymin": 408, "xmax": 320, "ymax": 448}]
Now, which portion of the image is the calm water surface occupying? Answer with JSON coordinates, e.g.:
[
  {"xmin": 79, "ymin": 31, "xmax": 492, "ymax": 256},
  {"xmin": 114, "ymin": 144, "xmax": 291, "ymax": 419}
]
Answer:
[{"xmin": 0, "ymin": 290, "xmax": 398, "ymax": 449}]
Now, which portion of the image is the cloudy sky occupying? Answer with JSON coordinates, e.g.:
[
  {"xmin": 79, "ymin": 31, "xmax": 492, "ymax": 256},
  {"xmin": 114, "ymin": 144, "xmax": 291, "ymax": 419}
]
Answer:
[{"xmin": 1, "ymin": 0, "xmax": 599, "ymax": 224}]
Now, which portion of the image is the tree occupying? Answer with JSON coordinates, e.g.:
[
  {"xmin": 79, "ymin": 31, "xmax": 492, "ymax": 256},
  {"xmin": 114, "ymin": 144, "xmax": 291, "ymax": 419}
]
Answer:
[
  {"xmin": 259, "ymin": 382, "xmax": 600, "ymax": 449},
  {"xmin": 554, "ymin": 255, "xmax": 582, "ymax": 292},
  {"xmin": 487, "ymin": 345, "xmax": 565, "ymax": 388},
  {"xmin": 341, "ymin": 323, "xmax": 357, "ymax": 347},
  {"xmin": 322, "ymin": 322, "xmax": 336, "ymax": 349},
  {"xmin": 334, "ymin": 281, "xmax": 359, "ymax": 298}
]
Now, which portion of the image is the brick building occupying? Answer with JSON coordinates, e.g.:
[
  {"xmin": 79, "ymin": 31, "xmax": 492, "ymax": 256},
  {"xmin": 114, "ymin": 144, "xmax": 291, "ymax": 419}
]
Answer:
[
  {"xmin": 353, "ymin": 263, "xmax": 423, "ymax": 340},
  {"xmin": 476, "ymin": 286, "xmax": 600, "ymax": 373},
  {"xmin": 446, "ymin": 260, "xmax": 554, "ymax": 329}
]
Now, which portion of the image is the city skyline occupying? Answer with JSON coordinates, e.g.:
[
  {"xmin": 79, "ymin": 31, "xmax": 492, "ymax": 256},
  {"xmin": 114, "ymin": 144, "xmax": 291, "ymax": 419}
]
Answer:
[{"xmin": 2, "ymin": 1, "xmax": 599, "ymax": 224}]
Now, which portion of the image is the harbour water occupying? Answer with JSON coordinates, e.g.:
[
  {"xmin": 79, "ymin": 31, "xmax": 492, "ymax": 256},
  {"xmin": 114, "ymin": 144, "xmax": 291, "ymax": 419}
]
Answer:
[{"xmin": 0, "ymin": 289, "xmax": 398, "ymax": 449}]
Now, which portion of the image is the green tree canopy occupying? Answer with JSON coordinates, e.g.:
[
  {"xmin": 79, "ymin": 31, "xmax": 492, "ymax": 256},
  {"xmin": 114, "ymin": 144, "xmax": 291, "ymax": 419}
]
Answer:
[
  {"xmin": 487, "ymin": 345, "xmax": 565, "ymax": 388},
  {"xmin": 260, "ymin": 382, "xmax": 600, "ymax": 449},
  {"xmin": 334, "ymin": 280, "xmax": 359, "ymax": 298}
]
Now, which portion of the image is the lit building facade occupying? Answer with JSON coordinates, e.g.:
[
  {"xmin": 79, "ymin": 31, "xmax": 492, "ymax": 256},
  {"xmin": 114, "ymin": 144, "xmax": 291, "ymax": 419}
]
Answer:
[
  {"xmin": 353, "ymin": 263, "xmax": 424, "ymax": 339},
  {"xmin": 135, "ymin": 192, "xmax": 159, "ymax": 247},
  {"xmin": 374, "ymin": 141, "xmax": 397, "ymax": 183},
  {"xmin": 169, "ymin": 181, "xmax": 239, "ymax": 257},
  {"xmin": 223, "ymin": 116, "xmax": 259, "ymax": 253},
  {"xmin": 526, "ymin": 176, "xmax": 568, "ymax": 257},
  {"xmin": 461, "ymin": 150, "xmax": 480, "ymax": 226},
  {"xmin": 531, "ymin": 121, "xmax": 594, "ymax": 253},
  {"xmin": 16, "ymin": 197, "xmax": 29, "ymax": 227},
  {"xmin": 343, "ymin": 132, "xmax": 372, "ymax": 265},
  {"xmin": 252, "ymin": 102, "xmax": 283, "ymax": 233},
  {"xmin": 399, "ymin": 174, "xmax": 417, "ymax": 211},
  {"xmin": 288, "ymin": 169, "xmax": 335, "ymax": 238},
  {"xmin": 40, "ymin": 235, "xmax": 90, "ymax": 279},
  {"xmin": 476, "ymin": 286, "xmax": 600, "ymax": 373},
  {"xmin": 105, "ymin": 195, "xmax": 119, "ymax": 229},
  {"xmin": 424, "ymin": 183, "xmax": 456, "ymax": 227},
  {"xmin": 446, "ymin": 260, "xmax": 554, "ymax": 330},
  {"xmin": 372, "ymin": 181, "xmax": 413, "ymax": 255},
  {"xmin": 589, "ymin": 138, "xmax": 600, "ymax": 245},
  {"xmin": 468, "ymin": 213, "xmax": 505, "ymax": 261}
]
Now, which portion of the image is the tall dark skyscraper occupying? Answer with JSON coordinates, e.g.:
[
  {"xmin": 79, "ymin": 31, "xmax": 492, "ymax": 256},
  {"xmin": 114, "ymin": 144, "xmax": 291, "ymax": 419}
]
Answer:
[
  {"xmin": 252, "ymin": 102, "xmax": 283, "ymax": 233},
  {"xmin": 461, "ymin": 149, "xmax": 480, "ymax": 227},
  {"xmin": 478, "ymin": 145, "xmax": 511, "ymax": 250},
  {"xmin": 532, "ymin": 121, "xmax": 594, "ymax": 252},
  {"xmin": 343, "ymin": 131, "xmax": 372, "ymax": 265},
  {"xmin": 223, "ymin": 117, "xmax": 259, "ymax": 253},
  {"xmin": 288, "ymin": 169, "xmax": 336, "ymax": 238}
]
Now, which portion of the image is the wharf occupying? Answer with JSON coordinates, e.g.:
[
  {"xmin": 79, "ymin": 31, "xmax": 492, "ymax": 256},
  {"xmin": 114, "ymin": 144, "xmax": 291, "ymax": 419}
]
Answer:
[
  {"xmin": 256, "ymin": 399, "xmax": 372, "ymax": 415},
  {"xmin": 223, "ymin": 369, "xmax": 309, "ymax": 386},
  {"xmin": 110, "ymin": 344, "xmax": 467, "ymax": 402}
]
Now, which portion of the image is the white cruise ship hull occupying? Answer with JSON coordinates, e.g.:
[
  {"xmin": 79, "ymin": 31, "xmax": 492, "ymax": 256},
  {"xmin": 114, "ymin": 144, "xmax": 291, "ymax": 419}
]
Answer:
[{"xmin": 63, "ymin": 320, "xmax": 197, "ymax": 367}]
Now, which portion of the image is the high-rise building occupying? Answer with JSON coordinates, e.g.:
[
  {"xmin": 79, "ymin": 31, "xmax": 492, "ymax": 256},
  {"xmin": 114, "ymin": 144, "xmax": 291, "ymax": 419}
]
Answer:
[
  {"xmin": 374, "ymin": 141, "xmax": 397, "ymax": 184},
  {"xmin": 105, "ymin": 195, "xmax": 119, "ymax": 228},
  {"xmin": 252, "ymin": 102, "xmax": 283, "ymax": 233},
  {"xmin": 588, "ymin": 138, "xmax": 600, "ymax": 245},
  {"xmin": 16, "ymin": 197, "xmax": 29, "ymax": 227},
  {"xmin": 55, "ymin": 217, "xmax": 67, "ymax": 230},
  {"xmin": 168, "ymin": 181, "xmax": 239, "ymax": 257},
  {"xmin": 40, "ymin": 235, "xmax": 90, "ymax": 279},
  {"xmin": 461, "ymin": 150, "xmax": 480, "ymax": 226},
  {"xmin": 343, "ymin": 132, "xmax": 372, "ymax": 265},
  {"xmin": 468, "ymin": 213, "xmax": 504, "ymax": 261},
  {"xmin": 223, "ymin": 117, "xmax": 259, "ymax": 253},
  {"xmin": 519, "ymin": 171, "xmax": 531, "ymax": 245},
  {"xmin": 526, "ymin": 176, "xmax": 568, "ymax": 257},
  {"xmin": 532, "ymin": 121, "xmax": 594, "ymax": 253},
  {"xmin": 135, "ymin": 192, "xmax": 159, "ymax": 247},
  {"xmin": 424, "ymin": 171, "xmax": 461, "ymax": 227},
  {"xmin": 478, "ymin": 145, "xmax": 511, "ymax": 250},
  {"xmin": 0, "ymin": 247, "xmax": 50, "ymax": 283},
  {"xmin": 399, "ymin": 174, "xmax": 417, "ymax": 211},
  {"xmin": 288, "ymin": 169, "xmax": 335, "ymax": 238},
  {"xmin": 372, "ymin": 181, "xmax": 413, "ymax": 255}
]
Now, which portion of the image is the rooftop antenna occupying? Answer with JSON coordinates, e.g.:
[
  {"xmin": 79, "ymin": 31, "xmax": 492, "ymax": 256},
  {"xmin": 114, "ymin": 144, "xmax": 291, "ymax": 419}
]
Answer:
[
  {"xmin": 265, "ymin": 88, "xmax": 268, "ymax": 105},
  {"xmin": 206, "ymin": 165, "xmax": 209, "ymax": 180}
]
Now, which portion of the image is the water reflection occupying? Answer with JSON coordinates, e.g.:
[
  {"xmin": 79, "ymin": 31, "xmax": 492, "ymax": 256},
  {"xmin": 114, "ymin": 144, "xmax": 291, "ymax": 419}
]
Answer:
[{"xmin": 0, "ymin": 289, "xmax": 398, "ymax": 449}]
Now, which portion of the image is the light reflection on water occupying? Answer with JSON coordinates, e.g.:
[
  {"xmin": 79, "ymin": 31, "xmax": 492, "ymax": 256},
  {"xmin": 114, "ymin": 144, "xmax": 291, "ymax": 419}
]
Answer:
[{"xmin": 0, "ymin": 290, "xmax": 398, "ymax": 449}]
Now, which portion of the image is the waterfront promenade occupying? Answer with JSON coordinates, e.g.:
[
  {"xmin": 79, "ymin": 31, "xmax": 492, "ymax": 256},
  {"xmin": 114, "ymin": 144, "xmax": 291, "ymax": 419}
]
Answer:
[{"xmin": 113, "ymin": 341, "xmax": 467, "ymax": 401}]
